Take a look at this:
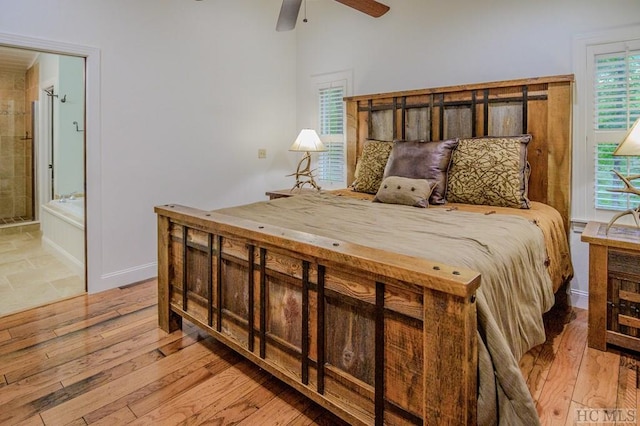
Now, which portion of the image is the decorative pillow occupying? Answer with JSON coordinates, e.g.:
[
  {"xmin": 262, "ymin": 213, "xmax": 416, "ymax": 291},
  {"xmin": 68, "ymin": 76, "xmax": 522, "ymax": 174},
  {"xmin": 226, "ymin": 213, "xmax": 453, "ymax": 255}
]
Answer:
[
  {"xmin": 374, "ymin": 176, "xmax": 435, "ymax": 208},
  {"xmin": 447, "ymin": 135, "xmax": 532, "ymax": 208},
  {"xmin": 382, "ymin": 139, "xmax": 459, "ymax": 205},
  {"xmin": 352, "ymin": 140, "xmax": 394, "ymax": 194}
]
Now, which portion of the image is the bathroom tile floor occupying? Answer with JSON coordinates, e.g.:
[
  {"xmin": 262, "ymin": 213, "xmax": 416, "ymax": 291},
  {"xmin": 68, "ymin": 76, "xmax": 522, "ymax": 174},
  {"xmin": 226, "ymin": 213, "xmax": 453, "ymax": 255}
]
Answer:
[{"xmin": 0, "ymin": 227, "xmax": 85, "ymax": 317}]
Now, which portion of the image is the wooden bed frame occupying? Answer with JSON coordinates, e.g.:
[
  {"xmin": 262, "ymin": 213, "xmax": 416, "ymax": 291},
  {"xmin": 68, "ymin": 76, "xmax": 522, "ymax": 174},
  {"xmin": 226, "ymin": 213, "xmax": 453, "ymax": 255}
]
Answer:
[{"xmin": 155, "ymin": 75, "xmax": 573, "ymax": 425}]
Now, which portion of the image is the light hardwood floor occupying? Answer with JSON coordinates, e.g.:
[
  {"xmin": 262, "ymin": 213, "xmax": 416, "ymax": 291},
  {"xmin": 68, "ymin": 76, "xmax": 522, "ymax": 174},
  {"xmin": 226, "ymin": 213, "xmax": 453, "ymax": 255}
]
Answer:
[{"xmin": 0, "ymin": 279, "xmax": 637, "ymax": 425}]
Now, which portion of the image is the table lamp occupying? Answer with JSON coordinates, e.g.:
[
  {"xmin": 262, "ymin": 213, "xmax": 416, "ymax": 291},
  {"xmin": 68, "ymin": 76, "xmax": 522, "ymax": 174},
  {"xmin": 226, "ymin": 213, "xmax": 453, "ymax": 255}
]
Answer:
[
  {"xmin": 287, "ymin": 129, "xmax": 326, "ymax": 191},
  {"xmin": 607, "ymin": 117, "xmax": 640, "ymax": 231}
]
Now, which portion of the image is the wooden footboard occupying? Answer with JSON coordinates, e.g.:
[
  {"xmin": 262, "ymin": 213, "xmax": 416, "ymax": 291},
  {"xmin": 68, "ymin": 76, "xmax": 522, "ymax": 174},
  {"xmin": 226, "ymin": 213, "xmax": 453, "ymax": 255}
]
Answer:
[{"xmin": 156, "ymin": 204, "xmax": 481, "ymax": 425}]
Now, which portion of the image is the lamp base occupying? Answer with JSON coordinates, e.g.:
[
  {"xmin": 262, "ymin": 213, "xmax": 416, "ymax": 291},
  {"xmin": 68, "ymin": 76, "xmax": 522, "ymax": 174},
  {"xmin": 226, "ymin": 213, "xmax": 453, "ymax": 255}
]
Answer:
[
  {"xmin": 606, "ymin": 170, "xmax": 640, "ymax": 233},
  {"xmin": 606, "ymin": 205, "xmax": 640, "ymax": 233},
  {"xmin": 287, "ymin": 151, "xmax": 322, "ymax": 191}
]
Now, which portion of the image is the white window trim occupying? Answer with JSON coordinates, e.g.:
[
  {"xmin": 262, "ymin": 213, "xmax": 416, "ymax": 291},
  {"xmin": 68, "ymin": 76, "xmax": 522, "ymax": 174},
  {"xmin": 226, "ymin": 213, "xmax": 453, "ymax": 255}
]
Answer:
[
  {"xmin": 310, "ymin": 70, "xmax": 353, "ymax": 189},
  {"xmin": 572, "ymin": 25, "xmax": 640, "ymax": 225}
]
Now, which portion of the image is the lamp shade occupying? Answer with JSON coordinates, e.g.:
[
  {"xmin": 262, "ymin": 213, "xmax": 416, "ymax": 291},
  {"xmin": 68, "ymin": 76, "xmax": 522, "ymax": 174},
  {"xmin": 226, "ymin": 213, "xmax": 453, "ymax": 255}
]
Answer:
[
  {"xmin": 289, "ymin": 129, "xmax": 326, "ymax": 152},
  {"xmin": 613, "ymin": 117, "xmax": 640, "ymax": 156}
]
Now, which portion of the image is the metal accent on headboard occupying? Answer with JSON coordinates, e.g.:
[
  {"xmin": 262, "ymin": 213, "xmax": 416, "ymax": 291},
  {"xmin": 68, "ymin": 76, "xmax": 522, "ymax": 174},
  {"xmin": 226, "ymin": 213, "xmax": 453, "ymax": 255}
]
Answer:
[
  {"xmin": 392, "ymin": 97, "xmax": 398, "ymax": 140},
  {"xmin": 522, "ymin": 85, "xmax": 529, "ymax": 133},
  {"xmin": 483, "ymin": 89, "xmax": 489, "ymax": 135},
  {"xmin": 367, "ymin": 99, "xmax": 373, "ymax": 138},
  {"xmin": 471, "ymin": 91, "xmax": 477, "ymax": 137},
  {"xmin": 438, "ymin": 94, "xmax": 445, "ymax": 139},
  {"xmin": 355, "ymin": 88, "xmax": 547, "ymax": 141},
  {"xmin": 401, "ymin": 97, "xmax": 407, "ymax": 140}
]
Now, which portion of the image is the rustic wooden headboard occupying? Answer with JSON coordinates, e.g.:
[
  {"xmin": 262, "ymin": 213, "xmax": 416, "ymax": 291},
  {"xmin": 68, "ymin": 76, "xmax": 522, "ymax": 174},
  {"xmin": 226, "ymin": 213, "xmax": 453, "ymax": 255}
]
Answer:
[{"xmin": 344, "ymin": 74, "xmax": 574, "ymax": 232}]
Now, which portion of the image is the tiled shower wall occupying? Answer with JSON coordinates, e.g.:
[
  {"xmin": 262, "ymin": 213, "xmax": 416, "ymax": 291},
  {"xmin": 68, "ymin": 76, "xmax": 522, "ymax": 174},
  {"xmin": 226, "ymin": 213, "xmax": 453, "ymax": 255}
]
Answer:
[{"xmin": 0, "ymin": 64, "xmax": 38, "ymax": 223}]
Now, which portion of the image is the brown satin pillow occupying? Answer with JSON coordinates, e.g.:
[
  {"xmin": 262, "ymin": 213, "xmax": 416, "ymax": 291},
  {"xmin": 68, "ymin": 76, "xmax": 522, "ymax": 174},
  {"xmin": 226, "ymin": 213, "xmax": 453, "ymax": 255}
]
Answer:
[
  {"xmin": 447, "ymin": 135, "xmax": 531, "ymax": 208},
  {"xmin": 383, "ymin": 138, "xmax": 459, "ymax": 204},
  {"xmin": 373, "ymin": 176, "xmax": 436, "ymax": 208}
]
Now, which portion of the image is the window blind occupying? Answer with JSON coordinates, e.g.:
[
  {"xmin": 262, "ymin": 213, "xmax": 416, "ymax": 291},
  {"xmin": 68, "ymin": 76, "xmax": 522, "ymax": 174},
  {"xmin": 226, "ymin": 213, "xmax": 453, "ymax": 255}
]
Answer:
[
  {"xmin": 317, "ymin": 85, "xmax": 345, "ymax": 183},
  {"xmin": 595, "ymin": 143, "xmax": 640, "ymax": 210},
  {"xmin": 593, "ymin": 48, "xmax": 640, "ymax": 210}
]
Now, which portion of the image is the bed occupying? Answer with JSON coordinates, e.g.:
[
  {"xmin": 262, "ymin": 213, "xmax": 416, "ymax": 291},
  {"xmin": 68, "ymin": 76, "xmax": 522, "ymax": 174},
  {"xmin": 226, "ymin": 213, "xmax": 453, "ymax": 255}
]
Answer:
[{"xmin": 155, "ymin": 74, "xmax": 574, "ymax": 425}]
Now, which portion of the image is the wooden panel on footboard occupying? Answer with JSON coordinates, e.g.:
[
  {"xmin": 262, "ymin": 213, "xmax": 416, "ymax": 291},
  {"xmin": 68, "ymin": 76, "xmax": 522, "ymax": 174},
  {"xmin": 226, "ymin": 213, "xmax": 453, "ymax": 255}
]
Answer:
[{"xmin": 155, "ymin": 204, "xmax": 481, "ymax": 425}]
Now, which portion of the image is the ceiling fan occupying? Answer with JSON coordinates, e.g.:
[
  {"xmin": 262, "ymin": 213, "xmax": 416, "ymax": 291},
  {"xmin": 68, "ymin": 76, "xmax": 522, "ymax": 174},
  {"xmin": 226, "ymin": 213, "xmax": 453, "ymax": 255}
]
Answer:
[{"xmin": 276, "ymin": 0, "xmax": 390, "ymax": 31}]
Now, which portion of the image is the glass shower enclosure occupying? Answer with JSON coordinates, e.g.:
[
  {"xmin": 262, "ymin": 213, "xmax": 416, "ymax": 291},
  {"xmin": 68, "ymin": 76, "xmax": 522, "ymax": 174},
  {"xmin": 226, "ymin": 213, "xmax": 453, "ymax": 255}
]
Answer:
[{"xmin": 0, "ymin": 62, "xmax": 37, "ymax": 226}]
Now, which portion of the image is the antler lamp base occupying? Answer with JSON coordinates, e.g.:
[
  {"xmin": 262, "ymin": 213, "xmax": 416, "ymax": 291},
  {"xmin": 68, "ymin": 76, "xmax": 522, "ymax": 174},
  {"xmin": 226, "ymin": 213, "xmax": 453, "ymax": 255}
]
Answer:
[
  {"xmin": 606, "ymin": 170, "xmax": 640, "ymax": 233},
  {"xmin": 287, "ymin": 151, "xmax": 321, "ymax": 191}
]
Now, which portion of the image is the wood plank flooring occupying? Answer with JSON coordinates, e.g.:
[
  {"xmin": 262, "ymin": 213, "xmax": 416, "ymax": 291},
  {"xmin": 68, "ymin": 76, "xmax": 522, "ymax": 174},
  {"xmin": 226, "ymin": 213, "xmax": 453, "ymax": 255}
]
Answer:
[
  {"xmin": 520, "ymin": 299, "xmax": 639, "ymax": 425},
  {"xmin": 0, "ymin": 279, "xmax": 637, "ymax": 425}
]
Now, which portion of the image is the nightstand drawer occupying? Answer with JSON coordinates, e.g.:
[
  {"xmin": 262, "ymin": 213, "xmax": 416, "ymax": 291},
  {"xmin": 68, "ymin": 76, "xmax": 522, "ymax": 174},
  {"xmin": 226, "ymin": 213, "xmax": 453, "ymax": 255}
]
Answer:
[
  {"xmin": 607, "ymin": 250, "xmax": 640, "ymax": 346},
  {"xmin": 608, "ymin": 249, "xmax": 640, "ymax": 276},
  {"xmin": 608, "ymin": 274, "xmax": 640, "ymax": 339}
]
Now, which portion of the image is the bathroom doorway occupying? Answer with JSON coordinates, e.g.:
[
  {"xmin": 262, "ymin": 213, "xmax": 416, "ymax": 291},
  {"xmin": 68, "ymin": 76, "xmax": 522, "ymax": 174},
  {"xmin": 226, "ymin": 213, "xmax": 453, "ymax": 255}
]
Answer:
[{"xmin": 0, "ymin": 45, "xmax": 86, "ymax": 315}]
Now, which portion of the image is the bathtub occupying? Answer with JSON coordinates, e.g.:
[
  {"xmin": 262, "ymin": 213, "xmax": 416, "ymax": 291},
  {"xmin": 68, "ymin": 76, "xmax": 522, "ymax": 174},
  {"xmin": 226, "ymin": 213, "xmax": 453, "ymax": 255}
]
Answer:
[{"xmin": 41, "ymin": 198, "xmax": 85, "ymax": 276}]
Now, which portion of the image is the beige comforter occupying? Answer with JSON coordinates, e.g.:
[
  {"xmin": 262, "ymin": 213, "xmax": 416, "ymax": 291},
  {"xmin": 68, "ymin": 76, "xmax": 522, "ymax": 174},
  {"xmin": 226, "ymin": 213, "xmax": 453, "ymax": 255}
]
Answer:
[{"xmin": 216, "ymin": 192, "xmax": 564, "ymax": 425}]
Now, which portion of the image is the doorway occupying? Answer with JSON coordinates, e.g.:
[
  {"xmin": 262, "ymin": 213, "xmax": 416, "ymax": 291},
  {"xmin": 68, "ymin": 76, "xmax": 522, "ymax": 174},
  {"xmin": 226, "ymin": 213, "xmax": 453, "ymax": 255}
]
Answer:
[{"xmin": 0, "ymin": 46, "xmax": 86, "ymax": 315}]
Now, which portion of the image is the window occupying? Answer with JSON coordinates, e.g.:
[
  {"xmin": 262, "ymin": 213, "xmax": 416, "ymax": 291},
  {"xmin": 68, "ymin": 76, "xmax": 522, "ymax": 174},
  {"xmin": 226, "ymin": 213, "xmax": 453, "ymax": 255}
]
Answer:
[
  {"xmin": 592, "ymin": 46, "xmax": 640, "ymax": 211},
  {"xmin": 317, "ymin": 82, "xmax": 346, "ymax": 183},
  {"xmin": 572, "ymin": 26, "xmax": 640, "ymax": 224}
]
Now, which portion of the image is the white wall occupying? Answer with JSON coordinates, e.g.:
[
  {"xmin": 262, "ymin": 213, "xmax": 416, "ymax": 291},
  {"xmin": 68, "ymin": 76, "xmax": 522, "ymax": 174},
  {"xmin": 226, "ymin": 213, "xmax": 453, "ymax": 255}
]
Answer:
[
  {"xmin": 296, "ymin": 0, "xmax": 640, "ymax": 96},
  {"xmin": 0, "ymin": 0, "xmax": 298, "ymax": 292},
  {"xmin": 295, "ymin": 0, "xmax": 640, "ymax": 308}
]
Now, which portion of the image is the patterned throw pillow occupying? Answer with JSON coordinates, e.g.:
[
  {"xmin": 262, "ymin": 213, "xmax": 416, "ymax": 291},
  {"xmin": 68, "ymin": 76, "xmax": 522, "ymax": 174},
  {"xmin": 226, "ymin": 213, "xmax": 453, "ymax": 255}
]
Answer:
[
  {"xmin": 382, "ymin": 139, "xmax": 459, "ymax": 205},
  {"xmin": 373, "ymin": 176, "xmax": 436, "ymax": 208},
  {"xmin": 447, "ymin": 135, "xmax": 531, "ymax": 208},
  {"xmin": 352, "ymin": 140, "xmax": 394, "ymax": 194}
]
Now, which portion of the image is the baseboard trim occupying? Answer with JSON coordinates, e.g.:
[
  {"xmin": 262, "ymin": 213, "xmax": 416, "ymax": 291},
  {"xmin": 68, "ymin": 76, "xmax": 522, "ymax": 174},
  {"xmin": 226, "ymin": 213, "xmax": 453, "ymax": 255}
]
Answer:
[
  {"xmin": 93, "ymin": 262, "xmax": 157, "ymax": 293},
  {"xmin": 570, "ymin": 288, "xmax": 588, "ymax": 310}
]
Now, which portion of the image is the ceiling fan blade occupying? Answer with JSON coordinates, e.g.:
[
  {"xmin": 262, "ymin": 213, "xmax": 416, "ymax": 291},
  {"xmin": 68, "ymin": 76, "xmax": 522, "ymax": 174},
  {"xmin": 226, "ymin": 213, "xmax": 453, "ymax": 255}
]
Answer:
[
  {"xmin": 276, "ymin": 0, "xmax": 303, "ymax": 31},
  {"xmin": 334, "ymin": 0, "xmax": 389, "ymax": 18}
]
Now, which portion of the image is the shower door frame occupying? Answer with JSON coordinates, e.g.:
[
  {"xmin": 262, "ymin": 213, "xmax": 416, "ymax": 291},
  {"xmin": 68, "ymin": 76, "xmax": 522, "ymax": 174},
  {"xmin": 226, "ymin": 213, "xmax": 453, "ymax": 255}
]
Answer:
[
  {"xmin": 30, "ymin": 100, "xmax": 38, "ymax": 221},
  {"xmin": 40, "ymin": 83, "xmax": 56, "ymax": 207}
]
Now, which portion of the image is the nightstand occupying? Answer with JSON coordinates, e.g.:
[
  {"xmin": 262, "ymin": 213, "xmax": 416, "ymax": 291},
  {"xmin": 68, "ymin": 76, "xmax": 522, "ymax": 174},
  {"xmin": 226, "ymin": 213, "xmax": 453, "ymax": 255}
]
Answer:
[
  {"xmin": 581, "ymin": 221, "xmax": 640, "ymax": 352},
  {"xmin": 265, "ymin": 188, "xmax": 321, "ymax": 200}
]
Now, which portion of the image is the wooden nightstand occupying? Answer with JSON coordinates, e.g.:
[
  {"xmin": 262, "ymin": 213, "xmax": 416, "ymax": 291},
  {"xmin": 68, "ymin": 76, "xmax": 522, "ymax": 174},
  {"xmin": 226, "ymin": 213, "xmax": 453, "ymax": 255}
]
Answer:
[
  {"xmin": 581, "ymin": 221, "xmax": 640, "ymax": 352},
  {"xmin": 265, "ymin": 188, "xmax": 322, "ymax": 200}
]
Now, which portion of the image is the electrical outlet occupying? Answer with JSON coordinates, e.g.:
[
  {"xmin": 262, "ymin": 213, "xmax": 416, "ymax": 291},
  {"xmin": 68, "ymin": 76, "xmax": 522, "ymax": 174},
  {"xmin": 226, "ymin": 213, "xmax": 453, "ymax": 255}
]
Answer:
[{"xmin": 258, "ymin": 149, "xmax": 267, "ymax": 159}]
